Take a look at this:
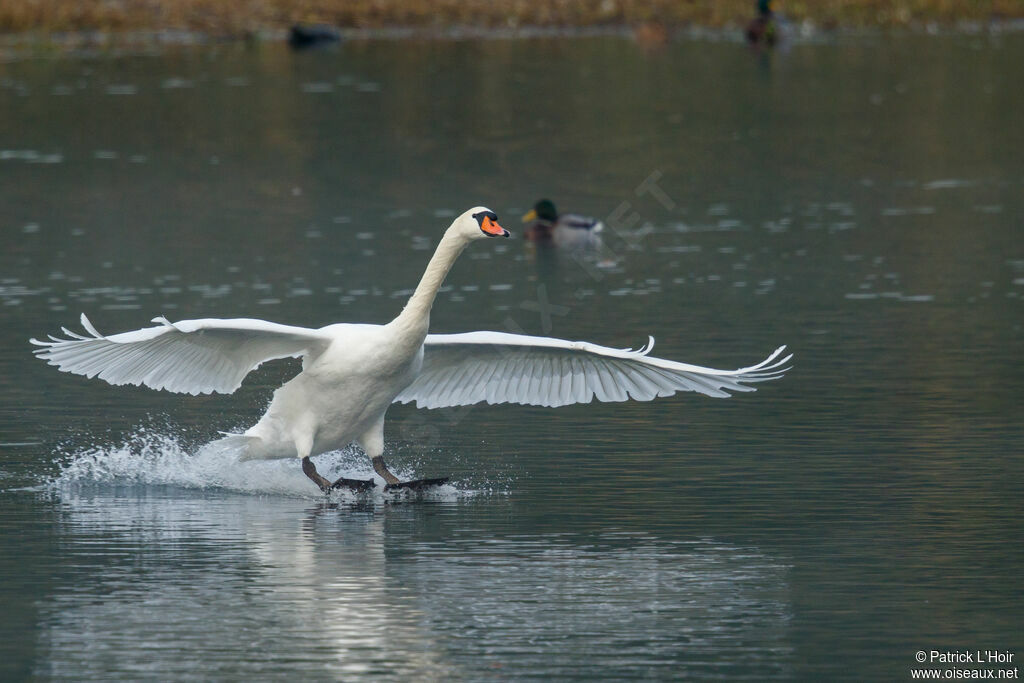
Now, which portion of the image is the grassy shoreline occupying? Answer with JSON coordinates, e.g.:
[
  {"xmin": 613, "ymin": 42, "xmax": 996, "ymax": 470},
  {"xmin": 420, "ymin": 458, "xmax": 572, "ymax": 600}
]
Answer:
[{"xmin": 2, "ymin": 1, "xmax": 1023, "ymax": 39}]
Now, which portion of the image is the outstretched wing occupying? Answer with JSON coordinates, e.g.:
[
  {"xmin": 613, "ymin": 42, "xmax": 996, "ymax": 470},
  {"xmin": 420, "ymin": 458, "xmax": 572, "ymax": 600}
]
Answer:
[
  {"xmin": 31, "ymin": 313, "xmax": 331, "ymax": 395},
  {"xmin": 395, "ymin": 331, "xmax": 791, "ymax": 409}
]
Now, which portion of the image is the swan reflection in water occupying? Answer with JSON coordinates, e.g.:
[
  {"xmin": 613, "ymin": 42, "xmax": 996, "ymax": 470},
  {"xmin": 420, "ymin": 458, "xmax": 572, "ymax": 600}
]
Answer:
[
  {"xmin": 36, "ymin": 482, "xmax": 795, "ymax": 679},
  {"xmin": 37, "ymin": 491, "xmax": 452, "ymax": 679}
]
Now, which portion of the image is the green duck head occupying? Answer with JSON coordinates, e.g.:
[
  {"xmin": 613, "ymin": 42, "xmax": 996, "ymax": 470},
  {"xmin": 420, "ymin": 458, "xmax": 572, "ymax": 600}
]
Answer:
[{"xmin": 522, "ymin": 199, "xmax": 559, "ymax": 223}]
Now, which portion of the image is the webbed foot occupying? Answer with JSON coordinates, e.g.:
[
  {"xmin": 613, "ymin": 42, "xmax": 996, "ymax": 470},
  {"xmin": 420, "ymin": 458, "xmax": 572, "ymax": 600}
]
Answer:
[
  {"xmin": 303, "ymin": 456, "xmax": 374, "ymax": 494},
  {"xmin": 372, "ymin": 455, "xmax": 447, "ymax": 492},
  {"xmin": 384, "ymin": 477, "xmax": 450, "ymax": 492},
  {"xmin": 331, "ymin": 476, "xmax": 375, "ymax": 492}
]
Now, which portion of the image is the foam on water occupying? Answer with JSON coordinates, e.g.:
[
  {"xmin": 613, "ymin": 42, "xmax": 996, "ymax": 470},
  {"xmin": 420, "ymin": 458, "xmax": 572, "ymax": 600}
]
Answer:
[{"xmin": 47, "ymin": 428, "xmax": 478, "ymax": 502}]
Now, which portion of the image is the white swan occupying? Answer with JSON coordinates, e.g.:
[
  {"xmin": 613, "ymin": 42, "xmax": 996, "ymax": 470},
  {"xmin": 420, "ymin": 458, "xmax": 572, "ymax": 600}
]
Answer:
[{"xmin": 31, "ymin": 207, "xmax": 791, "ymax": 492}]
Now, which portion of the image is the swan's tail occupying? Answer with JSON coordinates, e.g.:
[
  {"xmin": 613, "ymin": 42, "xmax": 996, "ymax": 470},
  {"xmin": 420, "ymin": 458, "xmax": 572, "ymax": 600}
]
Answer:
[{"xmin": 208, "ymin": 432, "xmax": 267, "ymax": 462}]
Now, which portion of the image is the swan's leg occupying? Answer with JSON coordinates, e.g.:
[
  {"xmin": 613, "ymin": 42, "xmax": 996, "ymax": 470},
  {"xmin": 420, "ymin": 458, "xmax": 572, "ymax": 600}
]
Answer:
[
  {"xmin": 363, "ymin": 424, "xmax": 448, "ymax": 491},
  {"xmin": 361, "ymin": 422, "xmax": 401, "ymax": 485},
  {"xmin": 301, "ymin": 456, "xmax": 332, "ymax": 492},
  {"xmin": 302, "ymin": 456, "xmax": 375, "ymax": 493},
  {"xmin": 371, "ymin": 456, "xmax": 402, "ymax": 486},
  {"xmin": 298, "ymin": 427, "xmax": 374, "ymax": 493},
  {"xmin": 296, "ymin": 430, "xmax": 334, "ymax": 493}
]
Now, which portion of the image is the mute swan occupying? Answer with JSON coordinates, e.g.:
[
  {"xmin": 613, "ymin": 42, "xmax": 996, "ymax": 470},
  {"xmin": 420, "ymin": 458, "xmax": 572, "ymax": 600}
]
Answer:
[
  {"xmin": 522, "ymin": 199, "xmax": 603, "ymax": 250},
  {"xmin": 31, "ymin": 207, "xmax": 791, "ymax": 492}
]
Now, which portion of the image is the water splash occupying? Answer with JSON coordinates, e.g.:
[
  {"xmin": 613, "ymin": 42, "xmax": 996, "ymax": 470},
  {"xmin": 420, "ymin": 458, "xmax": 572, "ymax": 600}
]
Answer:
[{"xmin": 47, "ymin": 428, "xmax": 479, "ymax": 502}]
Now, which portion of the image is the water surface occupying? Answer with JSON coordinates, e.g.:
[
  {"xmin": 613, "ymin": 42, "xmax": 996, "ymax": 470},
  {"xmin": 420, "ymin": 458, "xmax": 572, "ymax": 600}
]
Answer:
[{"xmin": 1, "ymin": 33, "xmax": 1022, "ymax": 680}]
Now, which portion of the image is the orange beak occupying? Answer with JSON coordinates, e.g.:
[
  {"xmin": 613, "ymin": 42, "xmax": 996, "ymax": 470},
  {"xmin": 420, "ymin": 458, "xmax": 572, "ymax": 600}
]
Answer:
[{"xmin": 481, "ymin": 215, "xmax": 509, "ymax": 237}]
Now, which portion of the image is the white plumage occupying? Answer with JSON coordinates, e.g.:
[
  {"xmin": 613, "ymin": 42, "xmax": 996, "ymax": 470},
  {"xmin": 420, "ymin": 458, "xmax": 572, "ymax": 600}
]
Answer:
[
  {"xmin": 37, "ymin": 315, "xmax": 329, "ymax": 395},
  {"xmin": 31, "ymin": 207, "xmax": 791, "ymax": 491},
  {"xmin": 397, "ymin": 332, "xmax": 789, "ymax": 408}
]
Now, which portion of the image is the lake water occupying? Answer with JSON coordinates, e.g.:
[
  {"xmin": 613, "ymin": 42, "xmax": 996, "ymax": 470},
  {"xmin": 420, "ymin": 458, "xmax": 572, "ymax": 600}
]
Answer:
[{"xmin": 1, "ymin": 32, "xmax": 1022, "ymax": 681}]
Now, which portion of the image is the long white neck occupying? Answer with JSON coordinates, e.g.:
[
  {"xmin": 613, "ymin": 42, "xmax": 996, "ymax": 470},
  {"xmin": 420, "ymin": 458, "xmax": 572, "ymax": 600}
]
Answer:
[{"xmin": 391, "ymin": 228, "xmax": 468, "ymax": 338}]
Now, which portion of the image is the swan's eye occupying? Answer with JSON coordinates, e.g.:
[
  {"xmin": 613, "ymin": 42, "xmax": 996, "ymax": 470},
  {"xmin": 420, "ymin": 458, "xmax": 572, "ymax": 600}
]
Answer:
[{"xmin": 473, "ymin": 211, "xmax": 499, "ymax": 226}]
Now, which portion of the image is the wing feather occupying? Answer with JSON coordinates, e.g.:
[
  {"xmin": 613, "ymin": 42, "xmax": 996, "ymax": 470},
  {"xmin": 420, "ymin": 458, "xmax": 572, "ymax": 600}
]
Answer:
[
  {"xmin": 569, "ymin": 355, "xmax": 589, "ymax": 404},
  {"xmin": 394, "ymin": 331, "xmax": 791, "ymax": 409},
  {"xmin": 556, "ymin": 356, "xmax": 571, "ymax": 406},
  {"xmin": 602, "ymin": 359, "xmax": 630, "ymax": 402},
  {"xmin": 588, "ymin": 358, "xmax": 610, "ymax": 402},
  {"xmin": 507, "ymin": 355, "xmax": 527, "ymax": 405},
  {"xmin": 531, "ymin": 355, "xmax": 547, "ymax": 405},
  {"xmin": 31, "ymin": 313, "xmax": 331, "ymax": 395},
  {"xmin": 615, "ymin": 360, "xmax": 650, "ymax": 400}
]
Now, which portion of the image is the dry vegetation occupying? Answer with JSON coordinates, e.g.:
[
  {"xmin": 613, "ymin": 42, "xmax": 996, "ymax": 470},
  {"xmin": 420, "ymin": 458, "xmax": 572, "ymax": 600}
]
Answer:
[{"xmin": 0, "ymin": 0, "xmax": 1021, "ymax": 35}]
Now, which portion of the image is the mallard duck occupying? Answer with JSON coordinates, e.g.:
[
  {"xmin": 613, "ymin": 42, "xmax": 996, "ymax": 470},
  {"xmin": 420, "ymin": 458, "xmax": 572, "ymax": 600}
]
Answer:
[
  {"xmin": 746, "ymin": 0, "xmax": 777, "ymax": 46},
  {"xmin": 522, "ymin": 199, "xmax": 603, "ymax": 250},
  {"xmin": 32, "ymin": 207, "xmax": 790, "ymax": 494}
]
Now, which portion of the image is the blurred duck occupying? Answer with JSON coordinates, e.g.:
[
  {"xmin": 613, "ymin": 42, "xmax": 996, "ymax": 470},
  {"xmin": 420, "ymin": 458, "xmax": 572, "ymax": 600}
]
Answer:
[
  {"xmin": 522, "ymin": 199, "xmax": 603, "ymax": 250},
  {"xmin": 632, "ymin": 21, "xmax": 669, "ymax": 51},
  {"xmin": 288, "ymin": 24, "xmax": 341, "ymax": 50},
  {"xmin": 746, "ymin": 0, "xmax": 777, "ymax": 46}
]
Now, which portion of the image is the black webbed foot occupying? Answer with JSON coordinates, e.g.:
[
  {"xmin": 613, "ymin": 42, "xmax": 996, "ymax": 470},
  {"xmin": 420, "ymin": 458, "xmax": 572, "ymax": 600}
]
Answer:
[
  {"xmin": 331, "ymin": 476, "xmax": 376, "ymax": 492},
  {"xmin": 384, "ymin": 477, "xmax": 450, "ymax": 492}
]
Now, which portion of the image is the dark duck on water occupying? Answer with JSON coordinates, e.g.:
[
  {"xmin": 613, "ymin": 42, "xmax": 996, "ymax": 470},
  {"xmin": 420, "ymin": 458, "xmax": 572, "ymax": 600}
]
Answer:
[
  {"xmin": 521, "ymin": 199, "xmax": 603, "ymax": 250},
  {"xmin": 746, "ymin": 0, "xmax": 778, "ymax": 46}
]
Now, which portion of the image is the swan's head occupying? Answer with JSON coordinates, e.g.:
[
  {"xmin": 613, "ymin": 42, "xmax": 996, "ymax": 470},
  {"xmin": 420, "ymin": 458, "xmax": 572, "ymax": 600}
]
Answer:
[{"xmin": 453, "ymin": 206, "xmax": 510, "ymax": 241}]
